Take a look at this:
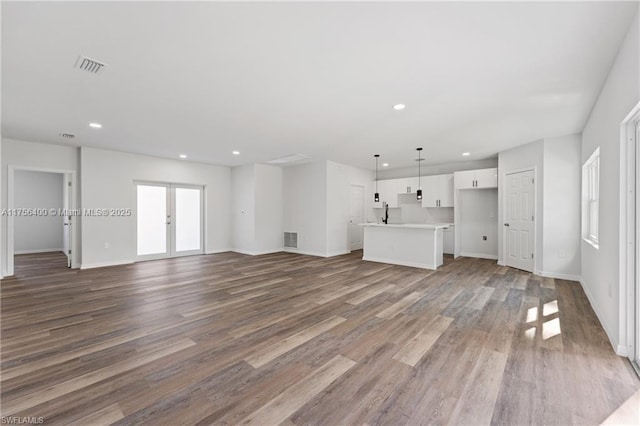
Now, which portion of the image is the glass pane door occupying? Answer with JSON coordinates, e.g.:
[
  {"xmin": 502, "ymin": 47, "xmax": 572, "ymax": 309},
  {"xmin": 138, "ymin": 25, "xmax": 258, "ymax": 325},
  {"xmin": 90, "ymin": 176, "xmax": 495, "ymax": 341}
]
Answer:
[
  {"xmin": 136, "ymin": 184, "xmax": 169, "ymax": 258},
  {"xmin": 173, "ymin": 187, "xmax": 203, "ymax": 254}
]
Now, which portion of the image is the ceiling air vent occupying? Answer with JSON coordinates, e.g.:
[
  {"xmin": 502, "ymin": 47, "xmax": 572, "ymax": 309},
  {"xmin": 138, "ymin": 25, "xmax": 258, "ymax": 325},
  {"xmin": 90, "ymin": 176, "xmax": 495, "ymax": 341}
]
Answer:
[
  {"xmin": 284, "ymin": 232, "xmax": 298, "ymax": 249},
  {"xmin": 267, "ymin": 154, "xmax": 311, "ymax": 165},
  {"xmin": 59, "ymin": 133, "xmax": 75, "ymax": 139},
  {"xmin": 74, "ymin": 55, "xmax": 106, "ymax": 74}
]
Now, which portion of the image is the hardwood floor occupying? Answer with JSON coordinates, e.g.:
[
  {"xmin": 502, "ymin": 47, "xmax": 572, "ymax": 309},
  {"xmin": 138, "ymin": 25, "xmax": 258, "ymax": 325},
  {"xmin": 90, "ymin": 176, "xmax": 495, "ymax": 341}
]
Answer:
[{"xmin": 1, "ymin": 251, "xmax": 638, "ymax": 425}]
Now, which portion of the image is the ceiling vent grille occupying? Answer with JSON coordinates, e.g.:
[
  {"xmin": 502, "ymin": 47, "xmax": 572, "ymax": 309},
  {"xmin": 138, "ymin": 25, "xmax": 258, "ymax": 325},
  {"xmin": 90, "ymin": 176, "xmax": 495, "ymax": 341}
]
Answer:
[
  {"xmin": 74, "ymin": 55, "xmax": 106, "ymax": 74},
  {"xmin": 284, "ymin": 232, "xmax": 298, "ymax": 249},
  {"xmin": 59, "ymin": 133, "xmax": 75, "ymax": 139},
  {"xmin": 267, "ymin": 154, "xmax": 311, "ymax": 165}
]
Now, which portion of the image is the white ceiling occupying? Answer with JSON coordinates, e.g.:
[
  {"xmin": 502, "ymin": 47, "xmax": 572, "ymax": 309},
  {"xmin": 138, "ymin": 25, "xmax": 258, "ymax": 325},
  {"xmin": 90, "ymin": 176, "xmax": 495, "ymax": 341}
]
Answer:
[{"xmin": 2, "ymin": 1, "xmax": 637, "ymax": 170}]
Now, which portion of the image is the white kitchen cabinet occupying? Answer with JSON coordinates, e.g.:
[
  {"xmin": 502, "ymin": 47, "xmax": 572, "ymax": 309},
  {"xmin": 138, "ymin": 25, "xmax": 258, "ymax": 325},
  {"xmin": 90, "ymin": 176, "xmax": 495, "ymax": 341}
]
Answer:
[
  {"xmin": 377, "ymin": 179, "xmax": 399, "ymax": 208},
  {"xmin": 443, "ymin": 225, "xmax": 455, "ymax": 254},
  {"xmin": 372, "ymin": 178, "xmax": 418, "ymax": 208},
  {"xmin": 454, "ymin": 168, "xmax": 497, "ymax": 189},
  {"xmin": 421, "ymin": 174, "xmax": 453, "ymax": 207},
  {"xmin": 401, "ymin": 177, "xmax": 419, "ymax": 194},
  {"xmin": 475, "ymin": 168, "xmax": 498, "ymax": 188}
]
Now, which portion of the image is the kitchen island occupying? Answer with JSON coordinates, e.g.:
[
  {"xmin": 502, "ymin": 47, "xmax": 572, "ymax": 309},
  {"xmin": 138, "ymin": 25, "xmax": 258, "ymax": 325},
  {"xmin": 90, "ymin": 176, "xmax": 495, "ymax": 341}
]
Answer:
[{"xmin": 361, "ymin": 223, "xmax": 451, "ymax": 270}]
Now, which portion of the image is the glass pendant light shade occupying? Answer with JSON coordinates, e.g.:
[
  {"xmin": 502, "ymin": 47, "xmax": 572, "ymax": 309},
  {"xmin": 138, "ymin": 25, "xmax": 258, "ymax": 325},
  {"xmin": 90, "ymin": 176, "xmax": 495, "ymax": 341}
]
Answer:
[{"xmin": 417, "ymin": 189, "xmax": 422, "ymax": 200}]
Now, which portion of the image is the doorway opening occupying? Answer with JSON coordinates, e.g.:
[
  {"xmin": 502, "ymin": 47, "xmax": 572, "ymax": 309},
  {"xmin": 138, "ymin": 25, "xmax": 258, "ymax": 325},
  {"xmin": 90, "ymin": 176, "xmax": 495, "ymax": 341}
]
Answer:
[
  {"xmin": 135, "ymin": 183, "xmax": 204, "ymax": 261},
  {"xmin": 6, "ymin": 167, "xmax": 76, "ymax": 278}
]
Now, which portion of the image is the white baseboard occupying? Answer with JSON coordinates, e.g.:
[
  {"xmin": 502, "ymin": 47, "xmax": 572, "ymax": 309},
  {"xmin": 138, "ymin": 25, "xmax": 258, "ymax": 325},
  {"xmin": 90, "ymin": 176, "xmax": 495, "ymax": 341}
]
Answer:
[
  {"xmin": 15, "ymin": 248, "xmax": 65, "ymax": 255},
  {"xmin": 579, "ymin": 277, "xmax": 621, "ymax": 355},
  {"xmin": 362, "ymin": 255, "xmax": 437, "ymax": 270},
  {"xmin": 205, "ymin": 248, "xmax": 233, "ymax": 254},
  {"xmin": 616, "ymin": 344, "xmax": 629, "ymax": 357},
  {"xmin": 326, "ymin": 250, "xmax": 350, "ymax": 258},
  {"xmin": 497, "ymin": 260, "xmax": 506, "ymax": 266},
  {"xmin": 231, "ymin": 249, "xmax": 283, "ymax": 256},
  {"xmin": 459, "ymin": 252, "xmax": 498, "ymax": 260},
  {"xmin": 282, "ymin": 248, "xmax": 349, "ymax": 258},
  {"xmin": 81, "ymin": 260, "xmax": 134, "ymax": 270},
  {"xmin": 536, "ymin": 270, "xmax": 582, "ymax": 282}
]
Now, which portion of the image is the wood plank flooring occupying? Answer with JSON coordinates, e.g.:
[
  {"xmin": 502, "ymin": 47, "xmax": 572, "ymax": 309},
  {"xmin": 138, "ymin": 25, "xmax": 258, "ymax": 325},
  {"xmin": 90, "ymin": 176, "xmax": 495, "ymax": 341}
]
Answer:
[{"xmin": 1, "ymin": 250, "xmax": 638, "ymax": 425}]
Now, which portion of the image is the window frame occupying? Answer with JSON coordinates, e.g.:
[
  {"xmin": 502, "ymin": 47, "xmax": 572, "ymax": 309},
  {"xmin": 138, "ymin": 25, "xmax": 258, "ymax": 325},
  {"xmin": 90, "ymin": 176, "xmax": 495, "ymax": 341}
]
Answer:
[{"xmin": 582, "ymin": 147, "xmax": 600, "ymax": 249}]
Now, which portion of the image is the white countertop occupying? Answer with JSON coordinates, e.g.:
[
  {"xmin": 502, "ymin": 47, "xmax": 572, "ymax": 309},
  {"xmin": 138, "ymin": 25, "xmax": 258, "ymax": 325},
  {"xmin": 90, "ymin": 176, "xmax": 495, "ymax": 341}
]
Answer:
[{"xmin": 360, "ymin": 223, "xmax": 452, "ymax": 230}]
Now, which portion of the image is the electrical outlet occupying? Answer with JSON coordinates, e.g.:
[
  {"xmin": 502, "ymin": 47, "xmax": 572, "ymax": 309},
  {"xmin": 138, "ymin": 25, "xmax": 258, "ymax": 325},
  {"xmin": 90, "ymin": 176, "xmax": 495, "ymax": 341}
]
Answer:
[
  {"xmin": 483, "ymin": 236, "xmax": 487, "ymax": 241},
  {"xmin": 558, "ymin": 250, "xmax": 565, "ymax": 258},
  {"xmin": 104, "ymin": 242, "xmax": 110, "ymax": 249}
]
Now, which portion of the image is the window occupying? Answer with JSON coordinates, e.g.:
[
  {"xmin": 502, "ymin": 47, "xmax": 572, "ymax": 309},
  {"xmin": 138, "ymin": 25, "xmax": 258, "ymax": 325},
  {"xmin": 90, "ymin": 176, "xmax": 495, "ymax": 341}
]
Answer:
[{"xmin": 582, "ymin": 147, "xmax": 600, "ymax": 248}]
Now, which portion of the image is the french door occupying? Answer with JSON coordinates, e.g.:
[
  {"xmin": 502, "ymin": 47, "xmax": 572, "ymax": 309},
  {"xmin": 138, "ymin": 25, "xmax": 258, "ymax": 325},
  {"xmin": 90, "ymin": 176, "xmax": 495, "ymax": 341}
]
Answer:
[{"xmin": 136, "ymin": 183, "xmax": 204, "ymax": 260}]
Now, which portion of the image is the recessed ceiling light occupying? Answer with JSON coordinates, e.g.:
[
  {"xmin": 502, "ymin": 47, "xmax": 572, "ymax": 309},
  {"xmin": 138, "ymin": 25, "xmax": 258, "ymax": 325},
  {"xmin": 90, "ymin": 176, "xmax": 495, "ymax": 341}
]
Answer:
[
  {"xmin": 179, "ymin": 154, "xmax": 187, "ymax": 159},
  {"xmin": 462, "ymin": 152, "xmax": 470, "ymax": 156},
  {"xmin": 232, "ymin": 151, "xmax": 240, "ymax": 155},
  {"xmin": 393, "ymin": 104, "xmax": 406, "ymax": 110},
  {"xmin": 89, "ymin": 122, "xmax": 102, "ymax": 128},
  {"xmin": 382, "ymin": 163, "xmax": 389, "ymax": 167}
]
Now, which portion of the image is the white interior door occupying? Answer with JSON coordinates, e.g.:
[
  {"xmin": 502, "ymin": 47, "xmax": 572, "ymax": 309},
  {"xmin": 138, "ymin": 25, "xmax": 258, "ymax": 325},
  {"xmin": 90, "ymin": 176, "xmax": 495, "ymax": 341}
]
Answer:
[
  {"xmin": 136, "ymin": 183, "xmax": 204, "ymax": 260},
  {"xmin": 505, "ymin": 170, "xmax": 535, "ymax": 272},
  {"xmin": 349, "ymin": 185, "xmax": 364, "ymax": 251}
]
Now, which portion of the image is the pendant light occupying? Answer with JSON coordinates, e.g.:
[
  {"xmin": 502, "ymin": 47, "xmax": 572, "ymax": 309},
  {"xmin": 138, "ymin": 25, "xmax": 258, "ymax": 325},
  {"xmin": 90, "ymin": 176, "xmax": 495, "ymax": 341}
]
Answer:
[
  {"xmin": 374, "ymin": 154, "xmax": 380, "ymax": 203},
  {"xmin": 416, "ymin": 148, "xmax": 423, "ymax": 200}
]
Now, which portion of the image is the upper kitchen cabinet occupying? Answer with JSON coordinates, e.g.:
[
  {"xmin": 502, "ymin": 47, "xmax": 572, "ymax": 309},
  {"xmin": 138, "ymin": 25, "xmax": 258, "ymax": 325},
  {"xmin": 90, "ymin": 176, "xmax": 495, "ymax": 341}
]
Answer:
[
  {"xmin": 421, "ymin": 174, "xmax": 453, "ymax": 207},
  {"xmin": 454, "ymin": 168, "xmax": 498, "ymax": 189}
]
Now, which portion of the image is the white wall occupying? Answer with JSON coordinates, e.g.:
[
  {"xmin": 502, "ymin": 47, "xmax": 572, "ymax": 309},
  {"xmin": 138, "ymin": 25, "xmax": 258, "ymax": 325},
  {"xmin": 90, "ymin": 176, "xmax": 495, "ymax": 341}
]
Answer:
[
  {"xmin": 581, "ymin": 10, "xmax": 639, "ymax": 352},
  {"xmin": 458, "ymin": 189, "xmax": 498, "ymax": 258},
  {"xmin": 542, "ymin": 135, "xmax": 581, "ymax": 279},
  {"xmin": 254, "ymin": 164, "xmax": 283, "ymax": 253},
  {"xmin": 282, "ymin": 161, "xmax": 328, "ymax": 256},
  {"xmin": 498, "ymin": 139, "xmax": 544, "ymax": 271},
  {"xmin": 14, "ymin": 170, "xmax": 64, "ymax": 253},
  {"xmin": 326, "ymin": 161, "xmax": 375, "ymax": 256},
  {"xmin": 1, "ymin": 138, "xmax": 80, "ymax": 275},
  {"xmin": 81, "ymin": 147, "xmax": 231, "ymax": 268},
  {"xmin": 231, "ymin": 165, "xmax": 255, "ymax": 253},
  {"xmin": 282, "ymin": 160, "xmax": 374, "ymax": 257},
  {"xmin": 231, "ymin": 163, "xmax": 283, "ymax": 255}
]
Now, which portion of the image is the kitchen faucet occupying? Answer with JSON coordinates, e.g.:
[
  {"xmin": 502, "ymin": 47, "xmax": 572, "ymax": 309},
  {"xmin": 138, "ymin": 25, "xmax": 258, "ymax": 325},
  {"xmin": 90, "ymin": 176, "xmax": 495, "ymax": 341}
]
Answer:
[{"xmin": 382, "ymin": 203, "xmax": 389, "ymax": 224}]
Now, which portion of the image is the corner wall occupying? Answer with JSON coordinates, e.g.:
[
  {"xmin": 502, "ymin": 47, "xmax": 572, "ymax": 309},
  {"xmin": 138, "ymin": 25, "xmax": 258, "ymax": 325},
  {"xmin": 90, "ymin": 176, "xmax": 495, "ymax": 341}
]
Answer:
[
  {"xmin": 542, "ymin": 135, "xmax": 581, "ymax": 279},
  {"xmin": 231, "ymin": 163, "xmax": 283, "ymax": 255}
]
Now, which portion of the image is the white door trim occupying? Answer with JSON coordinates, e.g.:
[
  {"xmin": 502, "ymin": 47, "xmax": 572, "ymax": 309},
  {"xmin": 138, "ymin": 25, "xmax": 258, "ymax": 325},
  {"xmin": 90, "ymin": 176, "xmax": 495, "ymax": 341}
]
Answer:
[
  {"xmin": 6, "ymin": 166, "xmax": 78, "ymax": 276},
  {"xmin": 619, "ymin": 101, "xmax": 640, "ymax": 359}
]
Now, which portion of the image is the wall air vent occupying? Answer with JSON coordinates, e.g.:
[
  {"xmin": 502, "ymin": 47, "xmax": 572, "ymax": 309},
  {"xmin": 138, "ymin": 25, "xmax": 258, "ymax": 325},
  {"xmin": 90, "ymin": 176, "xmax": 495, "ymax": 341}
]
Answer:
[
  {"xmin": 59, "ymin": 133, "xmax": 75, "ymax": 139},
  {"xmin": 284, "ymin": 232, "xmax": 298, "ymax": 249},
  {"xmin": 267, "ymin": 154, "xmax": 311, "ymax": 165},
  {"xmin": 74, "ymin": 55, "xmax": 107, "ymax": 74}
]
